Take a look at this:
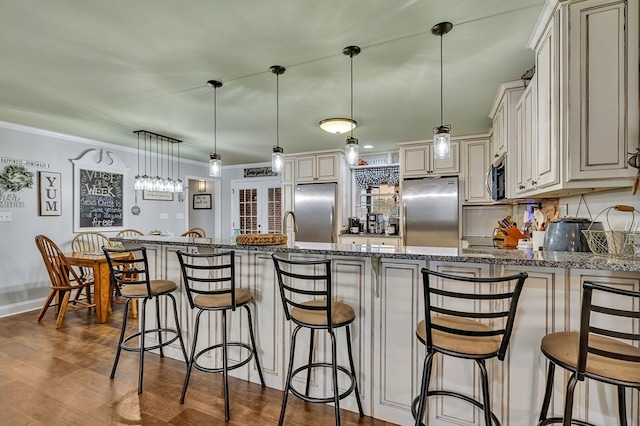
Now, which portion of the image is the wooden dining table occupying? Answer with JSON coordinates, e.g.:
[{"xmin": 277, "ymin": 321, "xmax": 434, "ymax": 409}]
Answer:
[{"xmin": 63, "ymin": 251, "xmax": 128, "ymax": 323}]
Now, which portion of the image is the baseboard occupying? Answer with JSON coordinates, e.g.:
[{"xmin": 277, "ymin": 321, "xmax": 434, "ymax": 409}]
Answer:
[{"xmin": 0, "ymin": 298, "xmax": 46, "ymax": 318}]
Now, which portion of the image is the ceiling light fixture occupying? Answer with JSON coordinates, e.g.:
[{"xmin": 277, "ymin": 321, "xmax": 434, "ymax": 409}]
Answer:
[
  {"xmin": 432, "ymin": 21, "xmax": 453, "ymax": 160},
  {"xmin": 319, "ymin": 117, "xmax": 357, "ymax": 134},
  {"xmin": 208, "ymin": 79, "xmax": 223, "ymax": 178},
  {"xmin": 133, "ymin": 130, "xmax": 183, "ymax": 193},
  {"xmin": 270, "ymin": 65, "xmax": 286, "ymax": 174},
  {"xmin": 343, "ymin": 45, "xmax": 361, "ymax": 166}
]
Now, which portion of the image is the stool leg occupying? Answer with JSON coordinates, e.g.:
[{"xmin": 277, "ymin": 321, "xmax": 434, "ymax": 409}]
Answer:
[
  {"xmin": 538, "ymin": 362, "xmax": 555, "ymax": 424},
  {"xmin": 138, "ymin": 298, "xmax": 149, "ymax": 394},
  {"xmin": 110, "ymin": 296, "xmax": 130, "ymax": 379},
  {"xmin": 306, "ymin": 328, "xmax": 315, "ymax": 396},
  {"xmin": 168, "ymin": 293, "xmax": 188, "ymax": 362},
  {"xmin": 345, "ymin": 325, "xmax": 364, "ymax": 417},
  {"xmin": 329, "ymin": 330, "xmax": 341, "ymax": 426},
  {"xmin": 279, "ymin": 325, "xmax": 301, "ymax": 426},
  {"xmin": 562, "ymin": 372, "xmax": 579, "ymax": 426},
  {"xmin": 414, "ymin": 351, "xmax": 435, "ymax": 426},
  {"xmin": 180, "ymin": 309, "xmax": 202, "ymax": 403},
  {"xmin": 244, "ymin": 305, "xmax": 265, "ymax": 387},
  {"xmin": 617, "ymin": 386, "xmax": 627, "ymax": 426},
  {"xmin": 155, "ymin": 297, "xmax": 164, "ymax": 358},
  {"xmin": 477, "ymin": 359, "xmax": 492, "ymax": 426},
  {"xmin": 222, "ymin": 309, "xmax": 230, "ymax": 421}
]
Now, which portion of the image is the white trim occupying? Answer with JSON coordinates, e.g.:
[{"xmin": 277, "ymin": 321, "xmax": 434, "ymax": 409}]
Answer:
[{"xmin": 0, "ymin": 298, "xmax": 46, "ymax": 318}]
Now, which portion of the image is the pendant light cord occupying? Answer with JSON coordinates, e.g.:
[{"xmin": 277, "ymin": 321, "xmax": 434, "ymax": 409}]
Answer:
[
  {"xmin": 350, "ymin": 51, "xmax": 354, "ymax": 139},
  {"xmin": 440, "ymin": 33, "xmax": 444, "ymax": 127},
  {"xmin": 136, "ymin": 132, "xmax": 140, "ymax": 176},
  {"xmin": 213, "ymin": 86, "xmax": 217, "ymax": 154},
  {"xmin": 276, "ymin": 72, "xmax": 280, "ymax": 149}
]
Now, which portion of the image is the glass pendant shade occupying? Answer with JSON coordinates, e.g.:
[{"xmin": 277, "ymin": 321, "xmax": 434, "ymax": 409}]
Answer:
[
  {"xmin": 209, "ymin": 153, "xmax": 222, "ymax": 177},
  {"xmin": 433, "ymin": 125, "xmax": 451, "ymax": 159},
  {"xmin": 272, "ymin": 145, "xmax": 284, "ymax": 173},
  {"xmin": 134, "ymin": 175, "xmax": 143, "ymax": 191},
  {"xmin": 174, "ymin": 178, "xmax": 183, "ymax": 193},
  {"xmin": 345, "ymin": 136, "xmax": 359, "ymax": 165}
]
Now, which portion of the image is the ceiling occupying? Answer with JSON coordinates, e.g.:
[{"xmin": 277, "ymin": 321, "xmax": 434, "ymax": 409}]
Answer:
[{"xmin": 0, "ymin": 0, "xmax": 544, "ymax": 165}]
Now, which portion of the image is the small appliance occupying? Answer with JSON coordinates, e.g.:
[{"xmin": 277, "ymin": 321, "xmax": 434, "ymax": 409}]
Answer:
[
  {"xmin": 367, "ymin": 213, "xmax": 377, "ymax": 234},
  {"xmin": 488, "ymin": 156, "xmax": 506, "ymax": 201},
  {"xmin": 543, "ymin": 218, "xmax": 604, "ymax": 252},
  {"xmin": 376, "ymin": 214, "xmax": 385, "ymax": 234},
  {"xmin": 388, "ymin": 217, "xmax": 399, "ymax": 235},
  {"xmin": 348, "ymin": 217, "xmax": 360, "ymax": 234}
]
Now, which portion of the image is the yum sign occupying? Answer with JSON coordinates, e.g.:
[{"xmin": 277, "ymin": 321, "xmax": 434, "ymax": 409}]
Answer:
[{"xmin": 39, "ymin": 171, "xmax": 61, "ymax": 216}]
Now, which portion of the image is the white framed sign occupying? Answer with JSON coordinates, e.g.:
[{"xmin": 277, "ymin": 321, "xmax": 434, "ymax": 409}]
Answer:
[{"xmin": 38, "ymin": 171, "xmax": 61, "ymax": 216}]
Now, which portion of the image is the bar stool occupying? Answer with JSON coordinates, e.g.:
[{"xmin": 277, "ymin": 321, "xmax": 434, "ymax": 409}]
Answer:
[
  {"xmin": 176, "ymin": 249, "xmax": 265, "ymax": 421},
  {"xmin": 413, "ymin": 268, "xmax": 528, "ymax": 426},
  {"xmin": 103, "ymin": 246, "xmax": 188, "ymax": 394},
  {"xmin": 538, "ymin": 281, "xmax": 640, "ymax": 426},
  {"xmin": 272, "ymin": 254, "xmax": 364, "ymax": 426}
]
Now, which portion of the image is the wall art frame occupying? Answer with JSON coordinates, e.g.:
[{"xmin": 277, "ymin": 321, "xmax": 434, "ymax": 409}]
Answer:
[
  {"xmin": 193, "ymin": 193, "xmax": 211, "ymax": 209},
  {"xmin": 38, "ymin": 171, "xmax": 61, "ymax": 216},
  {"xmin": 143, "ymin": 190, "xmax": 174, "ymax": 201}
]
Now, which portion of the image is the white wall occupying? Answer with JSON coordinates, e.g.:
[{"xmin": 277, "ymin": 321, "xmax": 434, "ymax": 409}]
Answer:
[{"xmin": 0, "ymin": 121, "xmax": 212, "ymax": 316}]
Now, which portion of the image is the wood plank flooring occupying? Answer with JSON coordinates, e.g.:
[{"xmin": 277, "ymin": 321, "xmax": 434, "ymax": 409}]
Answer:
[{"xmin": 0, "ymin": 304, "xmax": 395, "ymax": 425}]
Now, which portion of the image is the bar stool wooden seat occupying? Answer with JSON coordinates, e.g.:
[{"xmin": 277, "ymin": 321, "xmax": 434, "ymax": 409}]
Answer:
[
  {"xmin": 538, "ymin": 281, "xmax": 640, "ymax": 426},
  {"xmin": 176, "ymin": 249, "xmax": 265, "ymax": 421},
  {"xmin": 103, "ymin": 246, "xmax": 188, "ymax": 394},
  {"xmin": 413, "ymin": 268, "xmax": 528, "ymax": 426},
  {"xmin": 272, "ymin": 254, "xmax": 364, "ymax": 426}
]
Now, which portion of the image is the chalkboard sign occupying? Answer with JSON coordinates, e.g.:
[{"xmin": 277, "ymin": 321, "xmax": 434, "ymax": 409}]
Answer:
[
  {"xmin": 78, "ymin": 169, "xmax": 124, "ymax": 228},
  {"xmin": 73, "ymin": 149, "xmax": 128, "ymax": 232}
]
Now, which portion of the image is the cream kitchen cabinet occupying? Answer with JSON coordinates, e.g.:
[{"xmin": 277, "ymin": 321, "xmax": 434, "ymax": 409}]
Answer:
[
  {"xmin": 515, "ymin": 77, "xmax": 538, "ymax": 195},
  {"xmin": 462, "ymin": 137, "xmax": 492, "ymax": 203},
  {"xmin": 519, "ymin": 0, "xmax": 638, "ymax": 197},
  {"xmin": 489, "ymin": 81, "xmax": 524, "ymax": 163},
  {"xmin": 339, "ymin": 235, "xmax": 401, "ymax": 246},
  {"xmin": 400, "ymin": 141, "xmax": 459, "ymax": 177},
  {"xmin": 295, "ymin": 152, "xmax": 340, "ymax": 182}
]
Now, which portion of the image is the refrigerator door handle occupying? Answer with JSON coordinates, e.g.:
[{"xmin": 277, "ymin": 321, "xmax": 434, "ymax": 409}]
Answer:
[
  {"xmin": 330, "ymin": 203, "xmax": 335, "ymax": 244},
  {"xmin": 402, "ymin": 202, "xmax": 407, "ymax": 246}
]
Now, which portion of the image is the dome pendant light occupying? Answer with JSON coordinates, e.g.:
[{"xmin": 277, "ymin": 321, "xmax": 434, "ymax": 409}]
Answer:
[
  {"xmin": 432, "ymin": 21, "xmax": 453, "ymax": 160},
  {"xmin": 208, "ymin": 79, "xmax": 223, "ymax": 178},
  {"xmin": 343, "ymin": 45, "xmax": 361, "ymax": 166},
  {"xmin": 270, "ymin": 65, "xmax": 286, "ymax": 174}
]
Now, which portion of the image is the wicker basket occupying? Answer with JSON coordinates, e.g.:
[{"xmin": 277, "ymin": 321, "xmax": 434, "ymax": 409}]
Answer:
[
  {"xmin": 235, "ymin": 233, "xmax": 287, "ymax": 246},
  {"xmin": 581, "ymin": 205, "xmax": 640, "ymax": 259}
]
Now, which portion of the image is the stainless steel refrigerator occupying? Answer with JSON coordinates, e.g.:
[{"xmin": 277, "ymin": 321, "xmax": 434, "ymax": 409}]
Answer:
[
  {"xmin": 294, "ymin": 182, "xmax": 337, "ymax": 243},
  {"xmin": 402, "ymin": 176, "xmax": 459, "ymax": 247}
]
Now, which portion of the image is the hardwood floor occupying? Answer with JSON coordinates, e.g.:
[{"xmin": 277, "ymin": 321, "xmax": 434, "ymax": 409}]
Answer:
[{"xmin": 0, "ymin": 304, "xmax": 395, "ymax": 425}]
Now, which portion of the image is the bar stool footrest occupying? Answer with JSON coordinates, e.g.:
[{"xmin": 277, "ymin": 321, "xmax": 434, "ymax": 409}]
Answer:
[
  {"xmin": 289, "ymin": 362, "xmax": 356, "ymax": 404},
  {"xmin": 539, "ymin": 417, "xmax": 595, "ymax": 426},
  {"xmin": 411, "ymin": 390, "xmax": 500, "ymax": 426},
  {"xmin": 121, "ymin": 328, "xmax": 181, "ymax": 353},
  {"xmin": 192, "ymin": 342, "xmax": 255, "ymax": 374}
]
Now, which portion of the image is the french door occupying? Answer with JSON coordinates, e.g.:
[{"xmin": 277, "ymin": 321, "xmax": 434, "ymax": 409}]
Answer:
[{"xmin": 232, "ymin": 179, "xmax": 282, "ymax": 234}]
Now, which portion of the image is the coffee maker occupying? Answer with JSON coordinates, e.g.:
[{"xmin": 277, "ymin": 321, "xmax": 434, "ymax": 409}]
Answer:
[
  {"xmin": 348, "ymin": 217, "xmax": 360, "ymax": 234},
  {"xmin": 367, "ymin": 213, "xmax": 377, "ymax": 234}
]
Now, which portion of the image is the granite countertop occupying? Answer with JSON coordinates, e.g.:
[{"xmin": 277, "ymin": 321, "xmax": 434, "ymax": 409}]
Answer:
[{"xmin": 111, "ymin": 235, "xmax": 640, "ymax": 272}]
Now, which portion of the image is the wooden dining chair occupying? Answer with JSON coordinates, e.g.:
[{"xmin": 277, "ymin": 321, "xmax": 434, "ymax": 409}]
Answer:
[
  {"xmin": 35, "ymin": 235, "xmax": 95, "ymax": 328},
  {"xmin": 71, "ymin": 231, "xmax": 111, "ymax": 279},
  {"xmin": 115, "ymin": 228, "xmax": 144, "ymax": 238},
  {"xmin": 181, "ymin": 227, "xmax": 206, "ymax": 238}
]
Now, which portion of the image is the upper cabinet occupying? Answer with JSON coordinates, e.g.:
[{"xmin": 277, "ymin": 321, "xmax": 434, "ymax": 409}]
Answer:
[
  {"xmin": 461, "ymin": 137, "xmax": 492, "ymax": 204},
  {"xmin": 401, "ymin": 141, "xmax": 459, "ymax": 177},
  {"xmin": 295, "ymin": 152, "xmax": 340, "ymax": 182},
  {"xmin": 517, "ymin": 0, "xmax": 638, "ymax": 197},
  {"xmin": 488, "ymin": 81, "xmax": 525, "ymax": 164}
]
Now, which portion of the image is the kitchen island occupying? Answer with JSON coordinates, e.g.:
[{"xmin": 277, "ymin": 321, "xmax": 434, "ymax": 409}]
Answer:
[{"xmin": 113, "ymin": 235, "xmax": 640, "ymax": 426}]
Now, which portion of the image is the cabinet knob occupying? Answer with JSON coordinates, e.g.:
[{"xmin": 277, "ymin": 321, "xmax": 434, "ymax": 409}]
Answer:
[
  {"xmin": 532, "ymin": 181, "xmax": 537, "ymax": 186},
  {"xmin": 494, "ymin": 153, "xmax": 499, "ymax": 158}
]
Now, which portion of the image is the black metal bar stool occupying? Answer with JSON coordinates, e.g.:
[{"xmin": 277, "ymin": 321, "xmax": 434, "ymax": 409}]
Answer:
[
  {"xmin": 272, "ymin": 254, "xmax": 364, "ymax": 426},
  {"xmin": 538, "ymin": 281, "xmax": 640, "ymax": 426},
  {"xmin": 412, "ymin": 268, "xmax": 528, "ymax": 426},
  {"xmin": 176, "ymin": 250, "xmax": 265, "ymax": 421},
  {"xmin": 103, "ymin": 246, "xmax": 188, "ymax": 394}
]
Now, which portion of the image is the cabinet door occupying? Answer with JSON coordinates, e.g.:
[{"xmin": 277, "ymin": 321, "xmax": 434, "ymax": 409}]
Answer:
[
  {"xmin": 516, "ymin": 81, "xmax": 537, "ymax": 195},
  {"xmin": 316, "ymin": 153, "xmax": 339, "ymax": 181},
  {"xmin": 283, "ymin": 158, "xmax": 294, "ymax": 185},
  {"xmin": 295, "ymin": 155, "xmax": 316, "ymax": 182},
  {"xmin": 463, "ymin": 139, "xmax": 491, "ymax": 203},
  {"xmin": 492, "ymin": 102, "xmax": 506, "ymax": 159},
  {"xmin": 535, "ymin": 20, "xmax": 559, "ymax": 189},
  {"xmin": 402, "ymin": 145, "xmax": 429, "ymax": 176},
  {"xmin": 567, "ymin": 0, "xmax": 632, "ymax": 181},
  {"xmin": 367, "ymin": 237, "xmax": 401, "ymax": 246},
  {"xmin": 431, "ymin": 141, "xmax": 460, "ymax": 175},
  {"xmin": 340, "ymin": 235, "xmax": 369, "ymax": 245}
]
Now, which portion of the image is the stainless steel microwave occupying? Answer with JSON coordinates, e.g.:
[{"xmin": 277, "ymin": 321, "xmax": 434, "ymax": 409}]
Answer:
[{"xmin": 485, "ymin": 154, "xmax": 506, "ymax": 201}]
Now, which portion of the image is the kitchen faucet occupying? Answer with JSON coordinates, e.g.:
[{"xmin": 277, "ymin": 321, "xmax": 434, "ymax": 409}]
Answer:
[{"xmin": 282, "ymin": 210, "xmax": 299, "ymax": 233}]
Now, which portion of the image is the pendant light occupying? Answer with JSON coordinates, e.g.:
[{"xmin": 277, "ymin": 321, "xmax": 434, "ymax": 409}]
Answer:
[
  {"xmin": 343, "ymin": 45, "xmax": 361, "ymax": 166},
  {"xmin": 134, "ymin": 131, "xmax": 143, "ymax": 190},
  {"xmin": 208, "ymin": 79, "xmax": 223, "ymax": 178},
  {"xmin": 432, "ymin": 21, "xmax": 453, "ymax": 160},
  {"xmin": 270, "ymin": 65, "xmax": 286, "ymax": 174}
]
